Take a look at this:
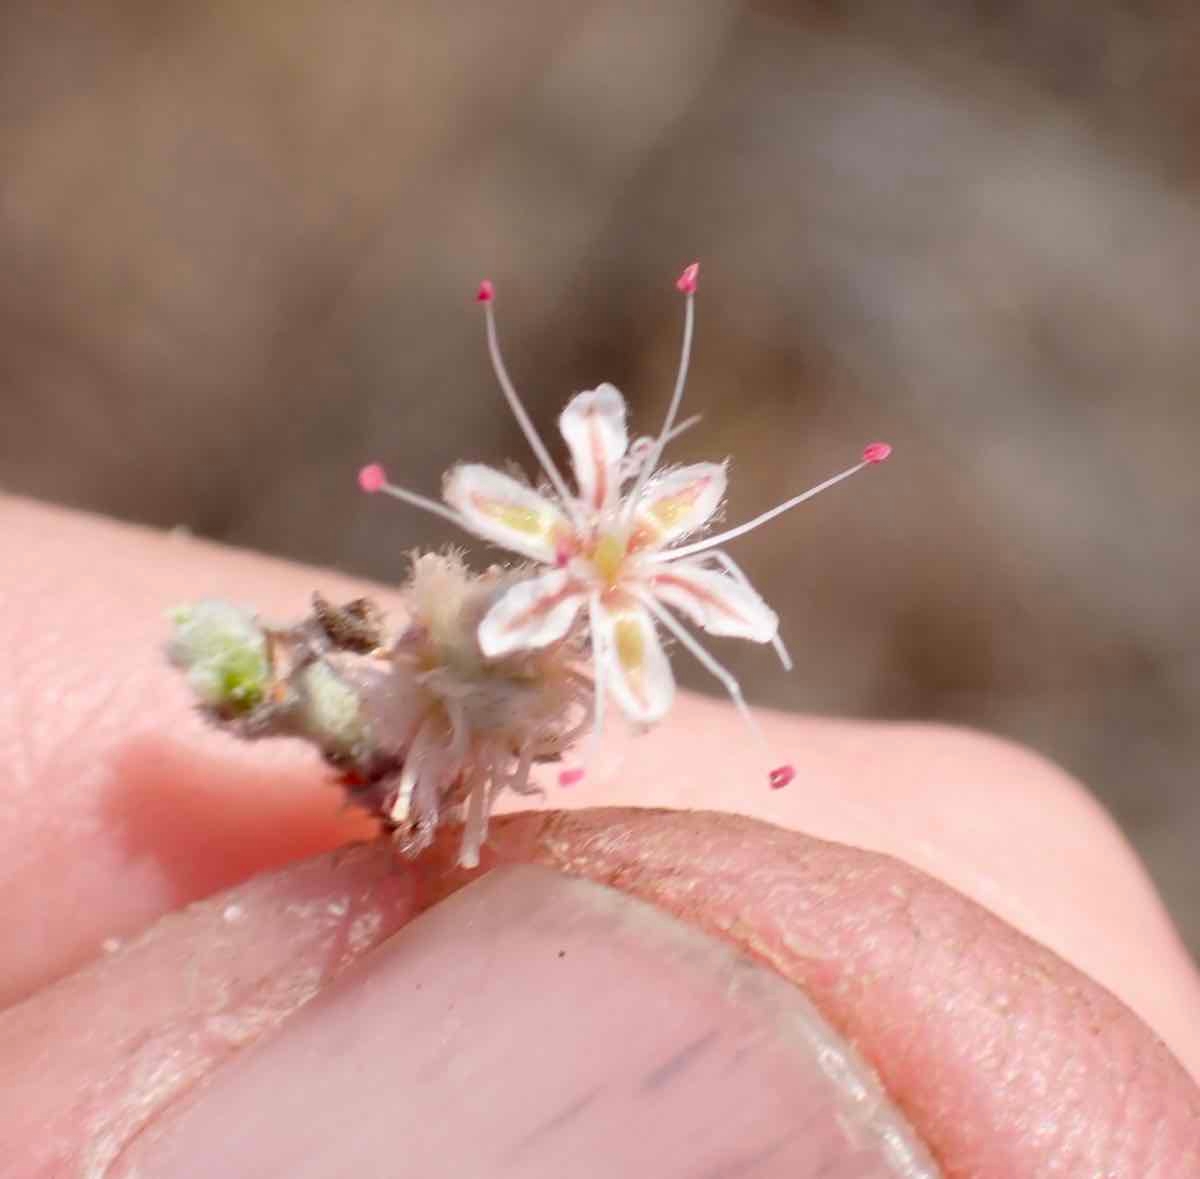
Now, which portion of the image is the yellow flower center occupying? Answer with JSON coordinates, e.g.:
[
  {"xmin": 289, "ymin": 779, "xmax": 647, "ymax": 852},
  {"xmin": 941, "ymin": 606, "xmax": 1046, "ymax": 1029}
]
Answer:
[
  {"xmin": 590, "ymin": 532, "xmax": 627, "ymax": 587},
  {"xmin": 613, "ymin": 615, "xmax": 645, "ymax": 672}
]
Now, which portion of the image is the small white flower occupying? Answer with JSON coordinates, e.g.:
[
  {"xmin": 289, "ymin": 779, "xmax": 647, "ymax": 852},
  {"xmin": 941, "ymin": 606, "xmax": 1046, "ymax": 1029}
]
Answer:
[
  {"xmin": 360, "ymin": 264, "xmax": 890, "ymax": 772},
  {"xmin": 442, "ymin": 383, "xmax": 778, "ymax": 726}
]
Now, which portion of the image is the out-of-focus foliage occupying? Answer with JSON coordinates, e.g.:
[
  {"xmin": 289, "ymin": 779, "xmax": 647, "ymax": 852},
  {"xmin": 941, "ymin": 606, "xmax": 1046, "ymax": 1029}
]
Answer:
[{"xmin": 2, "ymin": 1, "xmax": 1197, "ymax": 949}]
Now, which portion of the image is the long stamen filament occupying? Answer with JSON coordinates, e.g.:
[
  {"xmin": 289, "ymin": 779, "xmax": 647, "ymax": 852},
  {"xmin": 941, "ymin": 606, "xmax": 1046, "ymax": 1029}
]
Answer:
[
  {"xmin": 641, "ymin": 595, "xmax": 762, "ymax": 741},
  {"xmin": 644, "ymin": 595, "xmax": 794, "ymax": 788},
  {"xmin": 556, "ymin": 594, "xmax": 608, "ymax": 789},
  {"xmin": 656, "ymin": 458, "xmax": 872, "ymax": 562},
  {"xmin": 664, "ymin": 412, "xmax": 703, "ymax": 445},
  {"xmin": 588, "ymin": 593, "xmax": 607, "ymax": 742},
  {"xmin": 703, "ymin": 548, "xmax": 794, "ymax": 671},
  {"xmin": 362, "ymin": 468, "xmax": 471, "ymax": 530},
  {"xmin": 482, "ymin": 299, "xmax": 577, "ymax": 516},
  {"xmin": 623, "ymin": 285, "xmax": 696, "ymax": 524},
  {"xmin": 623, "ymin": 414, "xmax": 702, "ymax": 480}
]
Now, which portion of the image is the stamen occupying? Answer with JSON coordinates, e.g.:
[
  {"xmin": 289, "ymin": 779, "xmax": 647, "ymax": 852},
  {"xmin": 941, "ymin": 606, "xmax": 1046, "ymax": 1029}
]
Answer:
[
  {"xmin": 665, "ymin": 412, "xmax": 703, "ymax": 445},
  {"xmin": 358, "ymin": 463, "xmax": 387, "ymax": 493},
  {"xmin": 622, "ymin": 263, "xmax": 698, "ymax": 524},
  {"xmin": 645, "ymin": 597, "xmax": 794, "ymax": 791},
  {"xmin": 658, "ymin": 445, "xmax": 891, "ymax": 562},
  {"xmin": 479, "ymin": 285, "xmax": 578, "ymax": 519},
  {"xmin": 357, "ymin": 463, "xmax": 468, "ymax": 529},
  {"xmin": 702, "ymin": 548, "xmax": 794, "ymax": 671},
  {"xmin": 587, "ymin": 592, "xmax": 607, "ymax": 743},
  {"xmin": 641, "ymin": 594, "xmax": 761, "ymax": 736},
  {"xmin": 621, "ymin": 414, "xmax": 703, "ymax": 480},
  {"xmin": 549, "ymin": 597, "xmax": 607, "ymax": 793},
  {"xmin": 863, "ymin": 441, "xmax": 893, "ymax": 464}
]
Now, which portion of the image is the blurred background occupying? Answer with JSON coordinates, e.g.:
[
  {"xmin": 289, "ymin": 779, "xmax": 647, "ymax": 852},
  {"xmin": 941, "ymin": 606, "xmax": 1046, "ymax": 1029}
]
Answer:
[{"xmin": 1, "ymin": 2, "xmax": 1197, "ymax": 954}]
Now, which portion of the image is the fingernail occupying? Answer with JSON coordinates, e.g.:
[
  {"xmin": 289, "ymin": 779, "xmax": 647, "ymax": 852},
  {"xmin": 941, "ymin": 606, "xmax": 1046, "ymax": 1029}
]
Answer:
[{"xmin": 116, "ymin": 866, "xmax": 938, "ymax": 1177}]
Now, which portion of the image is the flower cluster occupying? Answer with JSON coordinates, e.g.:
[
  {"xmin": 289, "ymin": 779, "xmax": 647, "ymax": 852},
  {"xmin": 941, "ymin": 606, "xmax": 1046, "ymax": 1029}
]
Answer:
[
  {"xmin": 168, "ymin": 557, "xmax": 587, "ymax": 867},
  {"xmin": 168, "ymin": 262, "xmax": 890, "ymax": 866}
]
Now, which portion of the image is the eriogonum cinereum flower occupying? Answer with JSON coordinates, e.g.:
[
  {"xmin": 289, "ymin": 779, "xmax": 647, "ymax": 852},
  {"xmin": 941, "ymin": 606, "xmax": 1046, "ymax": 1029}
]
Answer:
[
  {"xmin": 443, "ymin": 386, "xmax": 773, "ymax": 726},
  {"xmin": 359, "ymin": 264, "xmax": 891, "ymax": 780}
]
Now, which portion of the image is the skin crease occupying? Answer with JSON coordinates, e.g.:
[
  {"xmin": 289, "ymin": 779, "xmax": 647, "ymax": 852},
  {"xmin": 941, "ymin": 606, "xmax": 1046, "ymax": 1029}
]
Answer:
[
  {"xmin": 425, "ymin": 812, "xmax": 1200, "ymax": 1176},
  {"xmin": 1, "ymin": 495, "xmax": 1198, "ymax": 1175}
]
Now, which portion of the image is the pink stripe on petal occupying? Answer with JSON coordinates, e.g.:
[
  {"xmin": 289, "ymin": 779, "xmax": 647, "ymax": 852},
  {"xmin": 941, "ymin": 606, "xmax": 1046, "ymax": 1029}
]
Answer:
[
  {"xmin": 650, "ymin": 561, "xmax": 777, "ymax": 643},
  {"xmin": 652, "ymin": 571, "xmax": 750, "ymax": 624},
  {"xmin": 477, "ymin": 570, "xmax": 585, "ymax": 657},
  {"xmin": 503, "ymin": 581, "xmax": 585, "ymax": 633},
  {"xmin": 589, "ymin": 416, "xmax": 609, "ymax": 510},
  {"xmin": 559, "ymin": 386, "xmax": 628, "ymax": 513}
]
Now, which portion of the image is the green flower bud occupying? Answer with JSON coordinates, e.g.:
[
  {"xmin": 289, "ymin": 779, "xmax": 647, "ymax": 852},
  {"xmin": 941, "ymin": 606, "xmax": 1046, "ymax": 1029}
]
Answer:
[{"xmin": 166, "ymin": 600, "xmax": 270, "ymax": 714}]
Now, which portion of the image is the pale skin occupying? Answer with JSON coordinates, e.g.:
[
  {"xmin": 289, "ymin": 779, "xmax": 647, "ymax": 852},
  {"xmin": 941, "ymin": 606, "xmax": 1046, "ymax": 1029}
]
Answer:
[{"xmin": 1, "ymin": 496, "xmax": 1198, "ymax": 1174}]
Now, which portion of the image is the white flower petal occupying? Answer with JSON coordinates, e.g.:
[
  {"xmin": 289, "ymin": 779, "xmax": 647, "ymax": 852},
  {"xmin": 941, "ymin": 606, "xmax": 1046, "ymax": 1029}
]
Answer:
[
  {"xmin": 649, "ymin": 560, "xmax": 778, "ymax": 643},
  {"xmin": 444, "ymin": 464, "xmax": 574, "ymax": 564},
  {"xmin": 478, "ymin": 570, "xmax": 586, "ymax": 657},
  {"xmin": 593, "ymin": 600, "xmax": 674, "ymax": 723},
  {"xmin": 559, "ymin": 384, "xmax": 628, "ymax": 513},
  {"xmin": 628, "ymin": 462, "xmax": 726, "ymax": 550}
]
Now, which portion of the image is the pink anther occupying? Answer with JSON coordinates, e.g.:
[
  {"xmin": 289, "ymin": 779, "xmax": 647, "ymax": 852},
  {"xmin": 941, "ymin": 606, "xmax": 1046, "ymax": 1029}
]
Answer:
[
  {"xmin": 862, "ymin": 442, "xmax": 892, "ymax": 465},
  {"xmin": 558, "ymin": 767, "xmax": 586, "ymax": 788},
  {"xmin": 768, "ymin": 764, "xmax": 795, "ymax": 790},
  {"xmin": 675, "ymin": 262, "xmax": 700, "ymax": 295},
  {"xmin": 357, "ymin": 463, "xmax": 387, "ymax": 494},
  {"xmin": 476, "ymin": 279, "xmax": 495, "ymax": 303}
]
